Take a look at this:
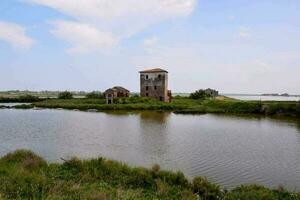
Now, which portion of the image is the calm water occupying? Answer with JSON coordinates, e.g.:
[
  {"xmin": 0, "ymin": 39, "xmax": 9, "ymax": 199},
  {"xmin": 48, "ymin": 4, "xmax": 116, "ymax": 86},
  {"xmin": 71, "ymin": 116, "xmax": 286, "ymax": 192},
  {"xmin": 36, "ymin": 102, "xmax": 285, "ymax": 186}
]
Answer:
[
  {"xmin": 227, "ymin": 95, "xmax": 300, "ymax": 101},
  {"xmin": 0, "ymin": 109, "xmax": 299, "ymax": 190},
  {"xmin": 0, "ymin": 103, "xmax": 31, "ymax": 106}
]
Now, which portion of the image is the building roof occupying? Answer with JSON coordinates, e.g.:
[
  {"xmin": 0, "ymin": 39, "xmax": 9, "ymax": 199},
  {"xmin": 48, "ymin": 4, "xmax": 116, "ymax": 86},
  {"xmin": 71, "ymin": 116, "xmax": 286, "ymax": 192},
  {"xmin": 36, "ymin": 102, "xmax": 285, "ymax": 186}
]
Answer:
[
  {"xmin": 105, "ymin": 86, "xmax": 129, "ymax": 93},
  {"xmin": 112, "ymin": 86, "xmax": 130, "ymax": 92},
  {"xmin": 139, "ymin": 68, "xmax": 168, "ymax": 73}
]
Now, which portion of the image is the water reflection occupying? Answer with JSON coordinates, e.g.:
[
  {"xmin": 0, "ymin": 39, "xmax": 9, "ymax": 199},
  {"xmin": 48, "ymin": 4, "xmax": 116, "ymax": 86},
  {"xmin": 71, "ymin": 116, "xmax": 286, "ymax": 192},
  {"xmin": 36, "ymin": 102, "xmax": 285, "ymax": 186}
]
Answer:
[
  {"xmin": 137, "ymin": 111, "xmax": 171, "ymax": 166},
  {"xmin": 139, "ymin": 111, "xmax": 171, "ymax": 123}
]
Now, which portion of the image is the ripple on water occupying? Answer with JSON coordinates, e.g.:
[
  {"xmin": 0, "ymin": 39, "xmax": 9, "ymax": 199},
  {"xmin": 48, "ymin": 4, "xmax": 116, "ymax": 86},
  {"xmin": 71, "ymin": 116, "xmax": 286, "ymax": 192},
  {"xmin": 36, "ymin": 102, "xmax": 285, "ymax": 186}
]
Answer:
[{"xmin": 0, "ymin": 110, "xmax": 299, "ymax": 190}]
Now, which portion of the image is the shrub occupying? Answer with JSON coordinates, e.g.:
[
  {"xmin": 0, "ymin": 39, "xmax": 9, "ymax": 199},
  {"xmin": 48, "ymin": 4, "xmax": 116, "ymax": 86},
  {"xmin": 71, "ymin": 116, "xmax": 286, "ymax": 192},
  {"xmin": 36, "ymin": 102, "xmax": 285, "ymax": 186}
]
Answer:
[
  {"xmin": 224, "ymin": 185, "xmax": 276, "ymax": 200},
  {"xmin": 0, "ymin": 95, "xmax": 40, "ymax": 103},
  {"xmin": 13, "ymin": 104, "xmax": 34, "ymax": 109},
  {"xmin": 152, "ymin": 164, "xmax": 161, "ymax": 175},
  {"xmin": 155, "ymin": 179, "xmax": 170, "ymax": 196},
  {"xmin": 87, "ymin": 191, "xmax": 109, "ymax": 200},
  {"xmin": 192, "ymin": 177, "xmax": 222, "ymax": 200},
  {"xmin": 18, "ymin": 95, "xmax": 40, "ymax": 102},
  {"xmin": 58, "ymin": 91, "xmax": 73, "ymax": 99},
  {"xmin": 0, "ymin": 171, "xmax": 49, "ymax": 199},
  {"xmin": 1, "ymin": 150, "xmax": 46, "ymax": 168},
  {"xmin": 190, "ymin": 89, "xmax": 210, "ymax": 100},
  {"xmin": 86, "ymin": 91, "xmax": 104, "ymax": 99}
]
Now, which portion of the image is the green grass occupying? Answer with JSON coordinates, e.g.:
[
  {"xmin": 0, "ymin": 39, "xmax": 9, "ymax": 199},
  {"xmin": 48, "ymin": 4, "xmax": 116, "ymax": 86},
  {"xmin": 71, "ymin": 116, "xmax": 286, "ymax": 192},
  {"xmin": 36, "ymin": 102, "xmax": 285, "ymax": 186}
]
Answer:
[
  {"xmin": 0, "ymin": 95, "xmax": 41, "ymax": 103},
  {"xmin": 32, "ymin": 97, "xmax": 300, "ymax": 117},
  {"xmin": 0, "ymin": 150, "xmax": 299, "ymax": 200}
]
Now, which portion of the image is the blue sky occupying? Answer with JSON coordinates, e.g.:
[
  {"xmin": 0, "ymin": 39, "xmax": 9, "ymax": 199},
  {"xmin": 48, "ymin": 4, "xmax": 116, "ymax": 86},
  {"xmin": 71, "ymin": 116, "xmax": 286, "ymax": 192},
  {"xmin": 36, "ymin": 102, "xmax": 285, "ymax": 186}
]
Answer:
[{"xmin": 0, "ymin": 0, "xmax": 300, "ymax": 94}]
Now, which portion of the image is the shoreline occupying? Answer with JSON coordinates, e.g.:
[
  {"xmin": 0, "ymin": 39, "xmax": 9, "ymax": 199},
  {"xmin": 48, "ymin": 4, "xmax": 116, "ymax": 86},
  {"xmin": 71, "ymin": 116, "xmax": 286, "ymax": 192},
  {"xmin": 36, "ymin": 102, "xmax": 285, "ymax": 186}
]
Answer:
[
  {"xmin": 1, "ymin": 97, "xmax": 299, "ymax": 118},
  {"xmin": 0, "ymin": 150, "xmax": 299, "ymax": 200}
]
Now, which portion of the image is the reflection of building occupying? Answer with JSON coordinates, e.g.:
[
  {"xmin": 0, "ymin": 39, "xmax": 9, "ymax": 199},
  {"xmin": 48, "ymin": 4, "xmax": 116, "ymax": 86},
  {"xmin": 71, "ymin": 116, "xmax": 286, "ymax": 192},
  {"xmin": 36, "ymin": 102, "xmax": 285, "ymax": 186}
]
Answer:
[
  {"xmin": 104, "ymin": 86, "xmax": 130, "ymax": 104},
  {"xmin": 139, "ymin": 68, "xmax": 172, "ymax": 102},
  {"xmin": 139, "ymin": 111, "xmax": 171, "ymax": 123}
]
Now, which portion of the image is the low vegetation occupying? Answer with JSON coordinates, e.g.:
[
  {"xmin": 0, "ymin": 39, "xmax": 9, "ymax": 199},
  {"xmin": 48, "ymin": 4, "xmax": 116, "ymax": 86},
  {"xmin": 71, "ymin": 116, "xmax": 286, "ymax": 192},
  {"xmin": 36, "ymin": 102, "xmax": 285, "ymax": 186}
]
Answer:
[
  {"xmin": 1, "ymin": 90, "xmax": 298, "ymax": 117},
  {"xmin": 85, "ymin": 91, "xmax": 104, "ymax": 99},
  {"xmin": 0, "ymin": 95, "xmax": 41, "ymax": 103},
  {"xmin": 0, "ymin": 150, "xmax": 299, "ymax": 200},
  {"xmin": 190, "ymin": 89, "xmax": 212, "ymax": 100},
  {"xmin": 58, "ymin": 91, "xmax": 73, "ymax": 99},
  {"xmin": 32, "ymin": 96, "xmax": 300, "ymax": 117}
]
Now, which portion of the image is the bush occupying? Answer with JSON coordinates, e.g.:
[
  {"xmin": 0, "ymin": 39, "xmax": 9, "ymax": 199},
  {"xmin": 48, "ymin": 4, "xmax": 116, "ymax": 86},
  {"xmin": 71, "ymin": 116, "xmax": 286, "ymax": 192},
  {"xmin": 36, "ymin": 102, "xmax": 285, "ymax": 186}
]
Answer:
[
  {"xmin": 86, "ymin": 91, "xmax": 104, "ymax": 99},
  {"xmin": 190, "ymin": 89, "xmax": 210, "ymax": 100},
  {"xmin": 192, "ymin": 177, "xmax": 222, "ymax": 200},
  {"xmin": 1, "ymin": 150, "xmax": 46, "ymax": 167},
  {"xmin": 0, "ymin": 95, "xmax": 40, "ymax": 103},
  {"xmin": 58, "ymin": 91, "xmax": 73, "ymax": 99},
  {"xmin": 224, "ymin": 185, "xmax": 276, "ymax": 200},
  {"xmin": 18, "ymin": 95, "xmax": 40, "ymax": 102}
]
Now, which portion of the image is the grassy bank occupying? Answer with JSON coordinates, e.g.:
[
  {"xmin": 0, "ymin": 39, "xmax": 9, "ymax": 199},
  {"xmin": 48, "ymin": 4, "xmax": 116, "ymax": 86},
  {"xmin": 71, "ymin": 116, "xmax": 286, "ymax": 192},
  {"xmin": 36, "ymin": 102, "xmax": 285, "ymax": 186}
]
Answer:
[
  {"xmin": 32, "ymin": 97, "xmax": 300, "ymax": 117},
  {"xmin": 0, "ymin": 150, "xmax": 299, "ymax": 200},
  {"xmin": 0, "ymin": 95, "xmax": 42, "ymax": 103}
]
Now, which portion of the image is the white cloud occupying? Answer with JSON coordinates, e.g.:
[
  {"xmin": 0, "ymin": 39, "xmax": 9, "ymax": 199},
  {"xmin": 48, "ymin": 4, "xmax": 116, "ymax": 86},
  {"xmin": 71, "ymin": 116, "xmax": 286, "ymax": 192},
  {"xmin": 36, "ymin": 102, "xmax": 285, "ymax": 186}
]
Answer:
[
  {"xmin": 0, "ymin": 21, "xmax": 34, "ymax": 50},
  {"xmin": 25, "ymin": 0, "xmax": 196, "ymax": 53},
  {"xmin": 239, "ymin": 27, "xmax": 251, "ymax": 38},
  {"xmin": 144, "ymin": 36, "xmax": 159, "ymax": 46},
  {"xmin": 50, "ymin": 20, "xmax": 117, "ymax": 53},
  {"xmin": 27, "ymin": 0, "xmax": 196, "ymax": 20}
]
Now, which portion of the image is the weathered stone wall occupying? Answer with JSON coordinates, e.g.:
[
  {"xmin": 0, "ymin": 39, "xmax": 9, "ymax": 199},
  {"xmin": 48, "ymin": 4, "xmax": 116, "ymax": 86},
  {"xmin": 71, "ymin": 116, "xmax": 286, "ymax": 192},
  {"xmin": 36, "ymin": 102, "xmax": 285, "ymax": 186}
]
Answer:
[{"xmin": 140, "ymin": 72, "xmax": 169, "ymax": 102}]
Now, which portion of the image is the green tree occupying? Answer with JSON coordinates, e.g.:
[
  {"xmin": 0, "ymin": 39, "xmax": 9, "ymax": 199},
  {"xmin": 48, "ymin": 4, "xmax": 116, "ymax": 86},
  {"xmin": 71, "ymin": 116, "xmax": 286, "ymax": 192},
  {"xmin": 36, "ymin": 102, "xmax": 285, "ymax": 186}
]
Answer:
[
  {"xmin": 58, "ymin": 91, "xmax": 73, "ymax": 99},
  {"xmin": 189, "ymin": 89, "xmax": 209, "ymax": 100},
  {"xmin": 85, "ymin": 91, "xmax": 104, "ymax": 99}
]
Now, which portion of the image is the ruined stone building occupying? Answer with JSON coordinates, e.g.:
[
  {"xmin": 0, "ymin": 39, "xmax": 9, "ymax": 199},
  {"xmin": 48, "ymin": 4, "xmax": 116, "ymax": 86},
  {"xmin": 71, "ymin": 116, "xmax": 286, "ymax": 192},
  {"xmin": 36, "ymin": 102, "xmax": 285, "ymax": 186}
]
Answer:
[
  {"xmin": 204, "ymin": 88, "xmax": 219, "ymax": 97},
  {"xmin": 104, "ymin": 86, "xmax": 130, "ymax": 104},
  {"xmin": 139, "ymin": 68, "xmax": 172, "ymax": 102}
]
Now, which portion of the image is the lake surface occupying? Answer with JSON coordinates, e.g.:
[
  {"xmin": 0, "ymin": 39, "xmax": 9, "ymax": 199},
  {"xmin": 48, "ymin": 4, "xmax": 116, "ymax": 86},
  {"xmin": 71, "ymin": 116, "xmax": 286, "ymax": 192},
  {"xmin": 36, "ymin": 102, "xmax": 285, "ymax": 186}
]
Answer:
[
  {"xmin": 226, "ymin": 95, "xmax": 300, "ymax": 101},
  {"xmin": 0, "ymin": 103, "xmax": 31, "ymax": 106},
  {"xmin": 0, "ymin": 109, "xmax": 299, "ymax": 190}
]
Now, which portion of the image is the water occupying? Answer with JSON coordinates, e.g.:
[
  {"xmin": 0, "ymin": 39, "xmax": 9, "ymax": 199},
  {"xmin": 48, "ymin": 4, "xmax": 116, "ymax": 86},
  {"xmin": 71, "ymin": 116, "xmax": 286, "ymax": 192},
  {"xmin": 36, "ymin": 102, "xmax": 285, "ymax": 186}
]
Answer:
[
  {"xmin": 0, "ymin": 109, "xmax": 299, "ymax": 191},
  {"xmin": 0, "ymin": 103, "xmax": 31, "ymax": 106},
  {"xmin": 226, "ymin": 95, "xmax": 300, "ymax": 101}
]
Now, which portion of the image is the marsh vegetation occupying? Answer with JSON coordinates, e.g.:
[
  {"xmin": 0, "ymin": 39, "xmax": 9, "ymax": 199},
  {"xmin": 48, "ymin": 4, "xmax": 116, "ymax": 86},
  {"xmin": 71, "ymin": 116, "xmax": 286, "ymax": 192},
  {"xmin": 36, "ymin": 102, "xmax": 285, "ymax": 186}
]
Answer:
[
  {"xmin": 0, "ymin": 150, "xmax": 299, "ymax": 200},
  {"xmin": 31, "ymin": 96, "xmax": 300, "ymax": 117}
]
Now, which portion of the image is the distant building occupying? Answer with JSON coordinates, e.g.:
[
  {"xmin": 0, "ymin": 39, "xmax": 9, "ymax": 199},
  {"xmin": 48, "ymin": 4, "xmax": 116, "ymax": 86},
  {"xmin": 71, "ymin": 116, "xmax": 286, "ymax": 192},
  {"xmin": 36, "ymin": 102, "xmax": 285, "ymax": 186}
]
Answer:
[
  {"xmin": 139, "ymin": 68, "xmax": 171, "ymax": 102},
  {"xmin": 104, "ymin": 86, "xmax": 130, "ymax": 104},
  {"xmin": 204, "ymin": 88, "xmax": 219, "ymax": 97}
]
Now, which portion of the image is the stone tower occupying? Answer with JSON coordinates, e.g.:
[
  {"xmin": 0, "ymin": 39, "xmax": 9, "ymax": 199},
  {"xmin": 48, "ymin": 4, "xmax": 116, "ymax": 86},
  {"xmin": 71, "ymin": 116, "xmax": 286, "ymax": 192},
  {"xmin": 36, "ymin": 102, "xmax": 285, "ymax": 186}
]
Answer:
[{"xmin": 139, "ymin": 68, "xmax": 171, "ymax": 102}]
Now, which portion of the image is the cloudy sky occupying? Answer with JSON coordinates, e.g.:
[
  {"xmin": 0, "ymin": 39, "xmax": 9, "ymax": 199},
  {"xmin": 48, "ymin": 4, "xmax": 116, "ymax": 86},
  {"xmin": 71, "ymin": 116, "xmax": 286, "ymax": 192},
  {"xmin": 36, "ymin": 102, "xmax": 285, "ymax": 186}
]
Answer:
[{"xmin": 0, "ymin": 0, "xmax": 299, "ymax": 94}]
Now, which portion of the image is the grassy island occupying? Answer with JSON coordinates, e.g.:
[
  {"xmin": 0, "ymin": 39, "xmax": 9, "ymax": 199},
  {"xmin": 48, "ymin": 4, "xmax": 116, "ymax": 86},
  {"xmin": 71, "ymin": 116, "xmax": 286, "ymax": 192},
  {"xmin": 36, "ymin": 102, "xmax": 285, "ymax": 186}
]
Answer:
[
  {"xmin": 0, "ymin": 94, "xmax": 299, "ymax": 117},
  {"xmin": 0, "ymin": 150, "xmax": 299, "ymax": 200},
  {"xmin": 30, "ymin": 96, "xmax": 300, "ymax": 118}
]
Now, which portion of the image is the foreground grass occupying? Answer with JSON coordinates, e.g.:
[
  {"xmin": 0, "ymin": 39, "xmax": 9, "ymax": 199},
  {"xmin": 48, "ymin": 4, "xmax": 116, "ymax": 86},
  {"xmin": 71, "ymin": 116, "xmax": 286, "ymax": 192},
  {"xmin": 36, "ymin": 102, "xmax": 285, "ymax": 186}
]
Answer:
[
  {"xmin": 0, "ymin": 150, "xmax": 299, "ymax": 200},
  {"xmin": 31, "ymin": 97, "xmax": 300, "ymax": 117}
]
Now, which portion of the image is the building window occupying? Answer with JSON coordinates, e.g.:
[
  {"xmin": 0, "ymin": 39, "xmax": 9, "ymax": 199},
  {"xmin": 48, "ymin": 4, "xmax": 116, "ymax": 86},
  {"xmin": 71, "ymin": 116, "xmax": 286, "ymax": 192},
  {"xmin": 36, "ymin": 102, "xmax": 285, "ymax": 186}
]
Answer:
[
  {"xmin": 154, "ymin": 86, "xmax": 157, "ymax": 90},
  {"xmin": 159, "ymin": 96, "xmax": 163, "ymax": 101},
  {"xmin": 146, "ymin": 93, "xmax": 149, "ymax": 96},
  {"xmin": 146, "ymin": 86, "xmax": 149, "ymax": 91},
  {"xmin": 158, "ymin": 74, "xmax": 161, "ymax": 79},
  {"xmin": 146, "ymin": 75, "xmax": 149, "ymax": 79}
]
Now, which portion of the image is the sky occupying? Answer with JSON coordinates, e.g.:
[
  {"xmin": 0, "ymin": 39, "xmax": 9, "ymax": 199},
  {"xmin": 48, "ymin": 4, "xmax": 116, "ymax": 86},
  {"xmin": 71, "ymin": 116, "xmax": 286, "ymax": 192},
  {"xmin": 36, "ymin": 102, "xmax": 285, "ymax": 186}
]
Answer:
[{"xmin": 0, "ymin": 0, "xmax": 300, "ymax": 94}]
